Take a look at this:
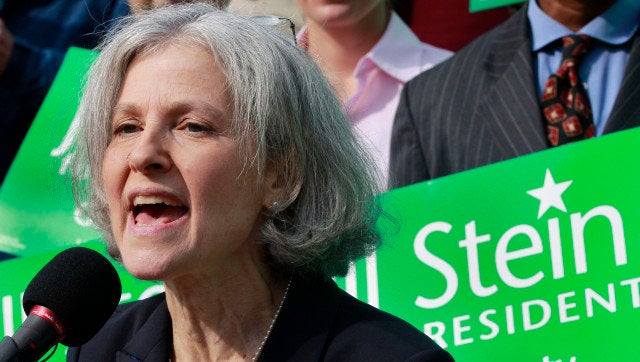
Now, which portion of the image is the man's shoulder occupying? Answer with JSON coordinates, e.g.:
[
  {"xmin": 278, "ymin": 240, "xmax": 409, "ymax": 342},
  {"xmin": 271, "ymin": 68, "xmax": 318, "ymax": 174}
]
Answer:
[{"xmin": 408, "ymin": 8, "xmax": 526, "ymax": 88}]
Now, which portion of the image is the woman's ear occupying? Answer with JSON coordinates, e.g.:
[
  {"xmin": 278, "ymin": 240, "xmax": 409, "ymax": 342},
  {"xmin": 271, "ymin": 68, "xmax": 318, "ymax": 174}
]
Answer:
[{"xmin": 262, "ymin": 165, "xmax": 286, "ymax": 213}]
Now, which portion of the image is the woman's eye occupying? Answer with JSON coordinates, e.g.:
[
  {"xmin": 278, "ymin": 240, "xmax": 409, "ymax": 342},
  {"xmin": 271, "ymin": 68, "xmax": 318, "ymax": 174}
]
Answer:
[
  {"xmin": 114, "ymin": 123, "xmax": 140, "ymax": 135},
  {"xmin": 185, "ymin": 122, "xmax": 212, "ymax": 134}
]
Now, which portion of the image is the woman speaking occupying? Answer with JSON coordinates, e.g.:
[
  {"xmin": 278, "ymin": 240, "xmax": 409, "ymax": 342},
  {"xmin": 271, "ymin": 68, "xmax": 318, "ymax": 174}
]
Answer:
[{"xmin": 67, "ymin": 4, "xmax": 453, "ymax": 361}]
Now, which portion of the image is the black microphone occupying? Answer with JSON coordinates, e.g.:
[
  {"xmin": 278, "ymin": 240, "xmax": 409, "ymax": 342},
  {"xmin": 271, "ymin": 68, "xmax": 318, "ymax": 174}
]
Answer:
[{"xmin": 0, "ymin": 247, "xmax": 122, "ymax": 361}]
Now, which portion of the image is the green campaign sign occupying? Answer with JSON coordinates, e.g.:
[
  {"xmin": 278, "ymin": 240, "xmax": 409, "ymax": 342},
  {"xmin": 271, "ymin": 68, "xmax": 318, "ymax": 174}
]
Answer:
[
  {"xmin": 0, "ymin": 47, "xmax": 101, "ymax": 257},
  {"xmin": 339, "ymin": 128, "xmax": 640, "ymax": 361},
  {"xmin": 469, "ymin": 0, "xmax": 525, "ymax": 12}
]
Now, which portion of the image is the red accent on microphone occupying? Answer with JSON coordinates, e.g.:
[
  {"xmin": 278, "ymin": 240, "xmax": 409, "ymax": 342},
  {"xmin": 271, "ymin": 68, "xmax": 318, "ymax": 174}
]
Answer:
[{"xmin": 30, "ymin": 306, "xmax": 67, "ymax": 340}]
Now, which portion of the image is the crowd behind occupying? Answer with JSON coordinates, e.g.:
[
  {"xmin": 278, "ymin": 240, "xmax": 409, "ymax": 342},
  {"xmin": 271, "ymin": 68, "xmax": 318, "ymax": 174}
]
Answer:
[{"xmin": 0, "ymin": 0, "xmax": 512, "ymax": 184}]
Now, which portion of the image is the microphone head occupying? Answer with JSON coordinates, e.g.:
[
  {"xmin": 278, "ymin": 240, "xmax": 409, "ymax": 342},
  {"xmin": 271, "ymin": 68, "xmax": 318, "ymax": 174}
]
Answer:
[{"xmin": 22, "ymin": 247, "xmax": 122, "ymax": 346}]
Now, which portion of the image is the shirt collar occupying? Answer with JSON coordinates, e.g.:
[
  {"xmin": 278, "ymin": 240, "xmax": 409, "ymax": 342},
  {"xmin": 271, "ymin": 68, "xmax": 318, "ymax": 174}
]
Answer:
[
  {"xmin": 528, "ymin": 0, "xmax": 640, "ymax": 51},
  {"xmin": 361, "ymin": 12, "xmax": 429, "ymax": 83},
  {"xmin": 297, "ymin": 12, "xmax": 427, "ymax": 83}
]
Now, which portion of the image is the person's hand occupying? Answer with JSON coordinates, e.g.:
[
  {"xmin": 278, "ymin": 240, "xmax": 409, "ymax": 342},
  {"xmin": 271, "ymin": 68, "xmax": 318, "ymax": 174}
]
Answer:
[{"xmin": 0, "ymin": 18, "xmax": 15, "ymax": 76}]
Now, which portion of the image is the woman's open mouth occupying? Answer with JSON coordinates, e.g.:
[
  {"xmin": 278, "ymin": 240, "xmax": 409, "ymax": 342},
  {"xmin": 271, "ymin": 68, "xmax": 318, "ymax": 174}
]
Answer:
[{"xmin": 132, "ymin": 195, "xmax": 188, "ymax": 226}]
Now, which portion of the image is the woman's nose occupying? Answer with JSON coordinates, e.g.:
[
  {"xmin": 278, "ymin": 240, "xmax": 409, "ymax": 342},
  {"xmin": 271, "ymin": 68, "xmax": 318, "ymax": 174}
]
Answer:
[{"xmin": 127, "ymin": 130, "xmax": 172, "ymax": 173}]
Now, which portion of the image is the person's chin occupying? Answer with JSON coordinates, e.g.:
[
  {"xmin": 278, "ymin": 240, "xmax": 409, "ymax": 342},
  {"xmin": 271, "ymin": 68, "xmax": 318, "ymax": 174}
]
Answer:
[
  {"xmin": 119, "ymin": 245, "xmax": 176, "ymax": 282},
  {"xmin": 125, "ymin": 259, "xmax": 172, "ymax": 282},
  {"xmin": 309, "ymin": 4, "xmax": 358, "ymax": 23}
]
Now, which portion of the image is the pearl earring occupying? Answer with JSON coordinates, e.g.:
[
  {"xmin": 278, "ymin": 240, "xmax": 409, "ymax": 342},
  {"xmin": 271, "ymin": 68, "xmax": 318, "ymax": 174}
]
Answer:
[{"xmin": 271, "ymin": 201, "xmax": 280, "ymax": 212}]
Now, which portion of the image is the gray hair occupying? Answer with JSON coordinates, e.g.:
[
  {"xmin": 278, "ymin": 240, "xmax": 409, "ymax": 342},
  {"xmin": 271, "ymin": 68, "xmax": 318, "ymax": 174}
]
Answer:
[
  {"xmin": 72, "ymin": 3, "xmax": 383, "ymax": 278},
  {"xmin": 128, "ymin": 0, "xmax": 232, "ymax": 13}
]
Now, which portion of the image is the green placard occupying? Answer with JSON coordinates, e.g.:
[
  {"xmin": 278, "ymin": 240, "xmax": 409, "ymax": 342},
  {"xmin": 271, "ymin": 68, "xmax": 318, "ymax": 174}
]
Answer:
[
  {"xmin": 470, "ymin": 0, "xmax": 525, "ymax": 12},
  {"xmin": 0, "ymin": 47, "xmax": 100, "ymax": 256},
  {"xmin": 338, "ymin": 128, "xmax": 640, "ymax": 361}
]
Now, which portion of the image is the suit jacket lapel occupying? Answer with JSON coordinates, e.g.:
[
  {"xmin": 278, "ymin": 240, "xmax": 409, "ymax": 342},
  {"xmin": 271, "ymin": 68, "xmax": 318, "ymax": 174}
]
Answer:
[
  {"xmin": 258, "ymin": 277, "xmax": 338, "ymax": 361},
  {"xmin": 117, "ymin": 297, "xmax": 172, "ymax": 361},
  {"xmin": 474, "ymin": 6, "xmax": 549, "ymax": 158},
  {"xmin": 604, "ymin": 29, "xmax": 640, "ymax": 133}
]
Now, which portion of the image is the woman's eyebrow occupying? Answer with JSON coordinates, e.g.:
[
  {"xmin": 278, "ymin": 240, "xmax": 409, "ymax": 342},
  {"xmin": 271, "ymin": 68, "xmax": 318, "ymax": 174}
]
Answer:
[
  {"xmin": 167, "ymin": 101, "xmax": 227, "ymax": 119},
  {"xmin": 111, "ymin": 102, "xmax": 226, "ymax": 119},
  {"xmin": 111, "ymin": 103, "xmax": 140, "ymax": 116}
]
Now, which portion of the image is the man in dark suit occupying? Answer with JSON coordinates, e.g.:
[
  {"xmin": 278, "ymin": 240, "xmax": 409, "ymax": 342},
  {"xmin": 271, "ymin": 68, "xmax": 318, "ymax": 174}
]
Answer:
[{"xmin": 389, "ymin": 0, "xmax": 640, "ymax": 187}]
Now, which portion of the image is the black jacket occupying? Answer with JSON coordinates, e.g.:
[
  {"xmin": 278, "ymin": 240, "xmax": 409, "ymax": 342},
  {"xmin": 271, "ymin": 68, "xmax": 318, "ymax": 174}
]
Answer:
[{"xmin": 67, "ymin": 277, "xmax": 454, "ymax": 361}]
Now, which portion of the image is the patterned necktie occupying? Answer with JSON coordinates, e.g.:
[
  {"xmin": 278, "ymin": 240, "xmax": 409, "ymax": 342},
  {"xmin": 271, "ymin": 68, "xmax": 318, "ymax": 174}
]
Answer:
[{"xmin": 541, "ymin": 34, "xmax": 595, "ymax": 147}]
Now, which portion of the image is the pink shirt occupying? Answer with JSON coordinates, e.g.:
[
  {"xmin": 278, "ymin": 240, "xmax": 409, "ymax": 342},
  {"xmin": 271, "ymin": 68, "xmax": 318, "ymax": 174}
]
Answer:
[{"xmin": 299, "ymin": 13, "xmax": 452, "ymax": 189}]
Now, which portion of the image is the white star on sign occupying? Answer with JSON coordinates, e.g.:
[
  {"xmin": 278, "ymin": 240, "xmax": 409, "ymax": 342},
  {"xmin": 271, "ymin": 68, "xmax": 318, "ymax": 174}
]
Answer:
[{"xmin": 526, "ymin": 169, "xmax": 573, "ymax": 219}]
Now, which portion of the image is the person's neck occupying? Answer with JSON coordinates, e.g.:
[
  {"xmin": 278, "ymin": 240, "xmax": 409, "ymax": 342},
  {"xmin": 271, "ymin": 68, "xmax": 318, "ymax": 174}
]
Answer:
[
  {"xmin": 165, "ymin": 264, "xmax": 290, "ymax": 361},
  {"xmin": 537, "ymin": 0, "xmax": 617, "ymax": 31},
  {"xmin": 306, "ymin": 7, "xmax": 388, "ymax": 101}
]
